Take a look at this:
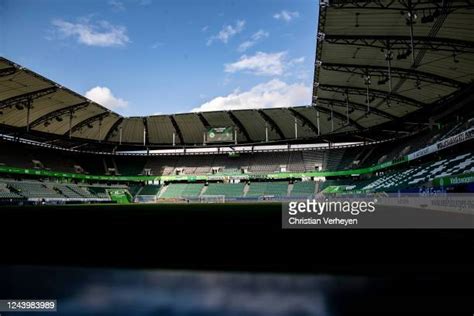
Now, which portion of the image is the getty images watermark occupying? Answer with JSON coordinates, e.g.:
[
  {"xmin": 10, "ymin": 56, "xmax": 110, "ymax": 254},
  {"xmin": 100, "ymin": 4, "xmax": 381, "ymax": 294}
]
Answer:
[
  {"xmin": 282, "ymin": 198, "xmax": 377, "ymax": 228},
  {"xmin": 282, "ymin": 194, "xmax": 474, "ymax": 229}
]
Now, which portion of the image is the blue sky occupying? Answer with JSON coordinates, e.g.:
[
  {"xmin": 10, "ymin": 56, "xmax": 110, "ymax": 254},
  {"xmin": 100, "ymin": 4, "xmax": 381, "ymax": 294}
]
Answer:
[{"xmin": 0, "ymin": 0, "xmax": 318, "ymax": 116}]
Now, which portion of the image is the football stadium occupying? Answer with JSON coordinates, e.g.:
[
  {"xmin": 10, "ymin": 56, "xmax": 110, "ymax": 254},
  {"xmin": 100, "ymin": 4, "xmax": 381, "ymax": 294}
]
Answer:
[
  {"xmin": 1, "ymin": 1, "xmax": 474, "ymax": 314},
  {"xmin": 1, "ymin": 1, "xmax": 474, "ymax": 205}
]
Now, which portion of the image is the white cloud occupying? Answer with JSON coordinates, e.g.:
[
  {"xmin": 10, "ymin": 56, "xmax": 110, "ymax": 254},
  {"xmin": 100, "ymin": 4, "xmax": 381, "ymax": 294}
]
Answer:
[
  {"xmin": 273, "ymin": 10, "xmax": 300, "ymax": 22},
  {"xmin": 191, "ymin": 79, "xmax": 311, "ymax": 112},
  {"xmin": 151, "ymin": 41, "xmax": 164, "ymax": 49},
  {"xmin": 108, "ymin": 0, "xmax": 125, "ymax": 11},
  {"xmin": 225, "ymin": 51, "xmax": 287, "ymax": 76},
  {"xmin": 238, "ymin": 30, "xmax": 269, "ymax": 52},
  {"xmin": 85, "ymin": 86, "xmax": 129, "ymax": 110},
  {"xmin": 201, "ymin": 25, "xmax": 209, "ymax": 32},
  {"xmin": 290, "ymin": 56, "xmax": 305, "ymax": 64},
  {"xmin": 138, "ymin": 0, "xmax": 152, "ymax": 5},
  {"xmin": 51, "ymin": 18, "xmax": 130, "ymax": 47},
  {"xmin": 207, "ymin": 20, "xmax": 245, "ymax": 46}
]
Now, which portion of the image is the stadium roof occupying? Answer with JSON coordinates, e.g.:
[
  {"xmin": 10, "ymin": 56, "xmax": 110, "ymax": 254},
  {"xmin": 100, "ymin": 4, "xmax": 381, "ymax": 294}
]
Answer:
[
  {"xmin": 1, "ymin": 0, "xmax": 474, "ymax": 147},
  {"xmin": 0, "ymin": 57, "xmax": 335, "ymax": 145},
  {"xmin": 313, "ymin": 0, "xmax": 474, "ymax": 133}
]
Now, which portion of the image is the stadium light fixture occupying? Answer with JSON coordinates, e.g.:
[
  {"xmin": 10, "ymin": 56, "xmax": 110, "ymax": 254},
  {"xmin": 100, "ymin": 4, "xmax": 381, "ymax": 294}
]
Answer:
[
  {"xmin": 364, "ymin": 74, "xmax": 371, "ymax": 113},
  {"xmin": 377, "ymin": 77, "xmax": 389, "ymax": 85},
  {"xmin": 384, "ymin": 49, "xmax": 393, "ymax": 93},
  {"xmin": 452, "ymin": 52, "xmax": 460, "ymax": 63},
  {"xmin": 415, "ymin": 79, "xmax": 422, "ymax": 89},
  {"xmin": 345, "ymin": 92, "xmax": 350, "ymax": 125},
  {"xmin": 396, "ymin": 49, "xmax": 411, "ymax": 60}
]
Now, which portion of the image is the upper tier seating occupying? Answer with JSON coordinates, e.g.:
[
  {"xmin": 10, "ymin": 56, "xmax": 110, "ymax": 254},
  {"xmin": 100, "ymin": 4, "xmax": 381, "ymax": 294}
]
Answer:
[
  {"xmin": 1, "ymin": 116, "xmax": 472, "ymax": 179},
  {"xmin": 248, "ymin": 153, "xmax": 288, "ymax": 173},
  {"xmin": 115, "ymin": 156, "xmax": 147, "ymax": 176}
]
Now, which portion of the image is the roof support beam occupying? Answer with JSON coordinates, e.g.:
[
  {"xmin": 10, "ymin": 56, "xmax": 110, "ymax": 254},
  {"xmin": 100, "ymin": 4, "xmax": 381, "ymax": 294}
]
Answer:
[
  {"xmin": 0, "ymin": 86, "xmax": 58, "ymax": 110},
  {"xmin": 317, "ymin": 97, "xmax": 398, "ymax": 120},
  {"xmin": 0, "ymin": 67, "xmax": 17, "ymax": 77},
  {"xmin": 29, "ymin": 101, "xmax": 90, "ymax": 128},
  {"xmin": 227, "ymin": 111, "xmax": 251, "ymax": 142},
  {"xmin": 321, "ymin": 62, "xmax": 465, "ymax": 88},
  {"xmin": 169, "ymin": 115, "xmax": 184, "ymax": 144},
  {"xmin": 287, "ymin": 108, "xmax": 320, "ymax": 136},
  {"xmin": 257, "ymin": 110, "xmax": 286, "ymax": 140},
  {"xmin": 323, "ymin": 35, "xmax": 474, "ymax": 54},
  {"xmin": 329, "ymin": 0, "xmax": 474, "ymax": 11},
  {"xmin": 313, "ymin": 105, "xmax": 365, "ymax": 131},
  {"xmin": 143, "ymin": 117, "xmax": 149, "ymax": 146},
  {"xmin": 65, "ymin": 111, "xmax": 111, "ymax": 136},
  {"xmin": 318, "ymin": 84, "xmax": 425, "ymax": 108},
  {"xmin": 104, "ymin": 117, "xmax": 124, "ymax": 142},
  {"xmin": 197, "ymin": 113, "xmax": 210, "ymax": 128}
]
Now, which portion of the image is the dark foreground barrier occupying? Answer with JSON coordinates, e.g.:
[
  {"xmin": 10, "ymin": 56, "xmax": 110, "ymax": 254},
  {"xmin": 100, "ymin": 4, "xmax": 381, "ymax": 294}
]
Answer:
[
  {"xmin": 0, "ymin": 203, "xmax": 473, "ymax": 315},
  {"xmin": 0, "ymin": 203, "xmax": 472, "ymax": 274}
]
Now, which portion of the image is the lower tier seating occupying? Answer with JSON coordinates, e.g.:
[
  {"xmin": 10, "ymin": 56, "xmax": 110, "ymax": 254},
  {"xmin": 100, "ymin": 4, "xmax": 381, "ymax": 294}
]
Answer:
[
  {"xmin": 246, "ymin": 182, "xmax": 288, "ymax": 197},
  {"xmin": 291, "ymin": 181, "xmax": 316, "ymax": 197},
  {"xmin": 204, "ymin": 183, "xmax": 245, "ymax": 198},
  {"xmin": 160, "ymin": 183, "xmax": 204, "ymax": 198}
]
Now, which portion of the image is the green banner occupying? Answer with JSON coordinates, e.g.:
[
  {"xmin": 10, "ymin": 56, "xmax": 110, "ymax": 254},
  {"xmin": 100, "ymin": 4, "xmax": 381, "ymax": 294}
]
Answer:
[
  {"xmin": 107, "ymin": 189, "xmax": 131, "ymax": 204},
  {"xmin": 207, "ymin": 127, "xmax": 234, "ymax": 143},
  {"xmin": 432, "ymin": 172, "xmax": 474, "ymax": 187}
]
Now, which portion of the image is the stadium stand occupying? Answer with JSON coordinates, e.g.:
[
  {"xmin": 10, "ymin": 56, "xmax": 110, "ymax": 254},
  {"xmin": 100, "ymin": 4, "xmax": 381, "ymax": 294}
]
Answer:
[
  {"xmin": 52, "ymin": 183, "xmax": 84, "ymax": 199},
  {"xmin": 87, "ymin": 187, "xmax": 110, "ymax": 199},
  {"xmin": 204, "ymin": 183, "xmax": 245, "ymax": 198},
  {"xmin": 360, "ymin": 152, "xmax": 474, "ymax": 193},
  {"xmin": 301, "ymin": 150, "xmax": 324, "ymax": 171},
  {"xmin": 323, "ymin": 149, "xmax": 346, "ymax": 171},
  {"xmin": 2, "ymin": 123, "xmax": 470, "ymax": 179},
  {"xmin": 0, "ymin": 122, "xmax": 472, "ymax": 203},
  {"xmin": 0, "ymin": 0, "xmax": 473, "ymax": 206},
  {"xmin": 287, "ymin": 151, "xmax": 306, "ymax": 172},
  {"xmin": 137, "ymin": 185, "xmax": 161, "ymax": 196},
  {"xmin": 132, "ymin": 184, "xmax": 161, "ymax": 203},
  {"xmin": 246, "ymin": 182, "xmax": 289, "ymax": 197},
  {"xmin": 290, "ymin": 181, "xmax": 317, "ymax": 198},
  {"xmin": 71, "ymin": 185, "xmax": 98, "ymax": 199},
  {"xmin": 0, "ymin": 181, "xmax": 22, "ymax": 199},
  {"xmin": 6, "ymin": 180, "xmax": 64, "ymax": 199},
  {"xmin": 159, "ymin": 183, "xmax": 204, "ymax": 199},
  {"xmin": 128, "ymin": 184, "xmax": 143, "ymax": 197}
]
